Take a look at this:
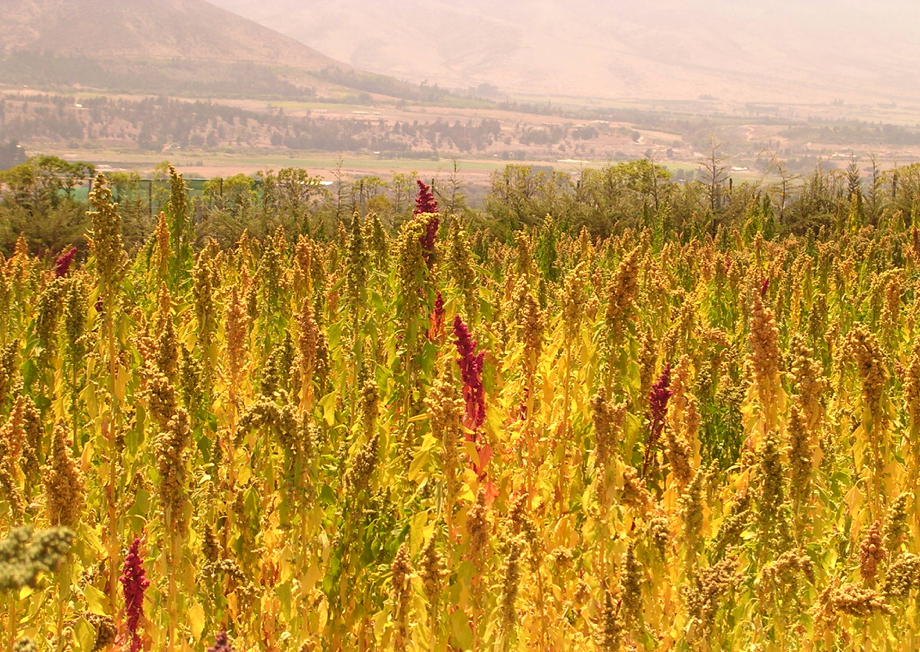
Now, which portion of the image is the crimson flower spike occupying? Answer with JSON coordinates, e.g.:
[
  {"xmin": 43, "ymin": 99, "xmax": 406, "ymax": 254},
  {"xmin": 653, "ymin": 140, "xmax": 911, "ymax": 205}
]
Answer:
[
  {"xmin": 453, "ymin": 314, "xmax": 485, "ymax": 432},
  {"xmin": 413, "ymin": 179, "xmax": 439, "ymax": 215},
  {"xmin": 55, "ymin": 246, "xmax": 77, "ymax": 278},
  {"xmin": 415, "ymin": 180, "xmax": 440, "ymax": 269},
  {"xmin": 641, "ymin": 364, "xmax": 672, "ymax": 479},
  {"xmin": 208, "ymin": 631, "xmax": 237, "ymax": 652},
  {"xmin": 120, "ymin": 538, "xmax": 150, "ymax": 652},
  {"xmin": 453, "ymin": 314, "xmax": 496, "ymax": 500},
  {"xmin": 428, "ymin": 290, "xmax": 446, "ymax": 342}
]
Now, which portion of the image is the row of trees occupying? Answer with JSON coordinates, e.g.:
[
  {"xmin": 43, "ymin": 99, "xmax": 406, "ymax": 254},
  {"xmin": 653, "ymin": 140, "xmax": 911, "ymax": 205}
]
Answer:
[
  {"xmin": 0, "ymin": 140, "xmax": 26, "ymax": 171},
  {"xmin": 1, "ymin": 95, "xmax": 506, "ymax": 155},
  {"xmin": 2, "ymin": 155, "xmax": 920, "ymax": 257}
]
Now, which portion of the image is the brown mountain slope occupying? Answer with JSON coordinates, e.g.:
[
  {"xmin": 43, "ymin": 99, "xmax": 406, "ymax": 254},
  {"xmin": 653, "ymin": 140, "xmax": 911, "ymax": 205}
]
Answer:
[
  {"xmin": 0, "ymin": 0, "xmax": 342, "ymax": 71},
  {"xmin": 210, "ymin": 0, "xmax": 920, "ymax": 104}
]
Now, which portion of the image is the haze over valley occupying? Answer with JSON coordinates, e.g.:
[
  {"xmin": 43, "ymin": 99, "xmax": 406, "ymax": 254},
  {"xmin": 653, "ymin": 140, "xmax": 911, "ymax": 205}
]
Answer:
[
  {"xmin": 212, "ymin": 0, "xmax": 920, "ymax": 104},
  {"xmin": 3, "ymin": 0, "xmax": 920, "ymax": 184}
]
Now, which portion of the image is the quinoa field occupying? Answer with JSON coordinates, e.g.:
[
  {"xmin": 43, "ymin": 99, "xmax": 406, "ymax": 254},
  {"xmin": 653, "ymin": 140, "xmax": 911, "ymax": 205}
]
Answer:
[{"xmin": 4, "ymin": 166, "xmax": 920, "ymax": 652}]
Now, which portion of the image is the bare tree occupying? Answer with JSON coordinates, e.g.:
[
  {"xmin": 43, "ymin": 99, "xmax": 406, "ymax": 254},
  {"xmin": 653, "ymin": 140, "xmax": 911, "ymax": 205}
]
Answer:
[
  {"xmin": 700, "ymin": 135, "xmax": 730, "ymax": 213},
  {"xmin": 435, "ymin": 158, "xmax": 468, "ymax": 220},
  {"xmin": 767, "ymin": 153, "xmax": 799, "ymax": 222},
  {"xmin": 866, "ymin": 153, "xmax": 883, "ymax": 224}
]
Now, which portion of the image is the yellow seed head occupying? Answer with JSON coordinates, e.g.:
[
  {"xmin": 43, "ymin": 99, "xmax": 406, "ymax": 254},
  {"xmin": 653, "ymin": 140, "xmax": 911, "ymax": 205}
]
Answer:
[{"xmin": 42, "ymin": 422, "xmax": 84, "ymax": 527}]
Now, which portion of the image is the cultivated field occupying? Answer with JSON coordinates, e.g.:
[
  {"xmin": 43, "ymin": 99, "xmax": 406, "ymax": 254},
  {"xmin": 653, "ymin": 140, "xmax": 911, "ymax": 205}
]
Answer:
[{"xmin": 4, "ymin": 168, "xmax": 920, "ymax": 651}]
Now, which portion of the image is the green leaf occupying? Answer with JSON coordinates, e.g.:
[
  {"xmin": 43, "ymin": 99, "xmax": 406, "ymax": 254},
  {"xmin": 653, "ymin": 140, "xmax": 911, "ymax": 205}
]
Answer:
[
  {"xmin": 409, "ymin": 510, "xmax": 428, "ymax": 554},
  {"xmin": 276, "ymin": 580, "xmax": 293, "ymax": 621},
  {"xmin": 83, "ymin": 584, "xmax": 110, "ymax": 616},
  {"xmin": 319, "ymin": 391, "xmax": 337, "ymax": 426},
  {"xmin": 408, "ymin": 449, "xmax": 430, "ymax": 482},
  {"xmin": 450, "ymin": 608, "xmax": 473, "ymax": 651},
  {"xmin": 74, "ymin": 617, "xmax": 96, "ymax": 652},
  {"xmin": 188, "ymin": 603, "xmax": 206, "ymax": 641}
]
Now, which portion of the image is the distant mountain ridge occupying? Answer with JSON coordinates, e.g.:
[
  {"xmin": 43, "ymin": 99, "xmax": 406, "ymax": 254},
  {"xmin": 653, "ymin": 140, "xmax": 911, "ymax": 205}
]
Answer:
[
  {"xmin": 0, "ymin": 0, "xmax": 341, "ymax": 71},
  {"xmin": 209, "ymin": 0, "xmax": 920, "ymax": 104},
  {"xmin": 0, "ymin": 0, "xmax": 450, "ymax": 100}
]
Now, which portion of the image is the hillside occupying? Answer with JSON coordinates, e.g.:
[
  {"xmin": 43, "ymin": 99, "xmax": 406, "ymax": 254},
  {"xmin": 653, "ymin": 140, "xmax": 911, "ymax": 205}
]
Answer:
[
  {"xmin": 0, "ymin": 0, "xmax": 443, "ymax": 100},
  {"xmin": 0, "ymin": 0, "xmax": 341, "ymax": 71},
  {"xmin": 210, "ymin": 0, "xmax": 920, "ymax": 104}
]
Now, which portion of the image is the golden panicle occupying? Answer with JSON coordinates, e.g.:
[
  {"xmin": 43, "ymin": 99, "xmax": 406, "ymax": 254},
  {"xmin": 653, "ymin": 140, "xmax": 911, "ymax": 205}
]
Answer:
[
  {"xmin": 360, "ymin": 378, "xmax": 379, "ymax": 436},
  {"xmin": 823, "ymin": 583, "xmax": 893, "ymax": 617},
  {"xmin": 619, "ymin": 541, "xmax": 643, "ymax": 623},
  {"xmin": 296, "ymin": 296, "xmax": 318, "ymax": 413},
  {"xmin": 345, "ymin": 211, "xmax": 369, "ymax": 310},
  {"xmin": 154, "ymin": 211, "xmax": 170, "ymax": 281},
  {"xmin": 1, "ymin": 395, "xmax": 25, "ymax": 467},
  {"xmin": 225, "ymin": 285, "xmax": 249, "ymax": 392},
  {"xmin": 761, "ymin": 549, "xmax": 814, "ymax": 599},
  {"xmin": 514, "ymin": 278, "xmax": 544, "ymax": 347},
  {"xmin": 154, "ymin": 408, "xmax": 191, "ymax": 534},
  {"xmin": 665, "ymin": 423, "xmax": 694, "ymax": 489},
  {"xmin": 844, "ymin": 323, "xmax": 888, "ymax": 428},
  {"xmin": 883, "ymin": 493, "xmax": 909, "ymax": 554},
  {"xmin": 683, "ymin": 557, "xmax": 740, "ymax": 633},
  {"xmin": 883, "ymin": 553, "xmax": 920, "ymax": 600},
  {"xmin": 561, "ymin": 261, "xmax": 589, "ymax": 341},
  {"xmin": 590, "ymin": 388, "xmax": 626, "ymax": 471},
  {"xmin": 595, "ymin": 584, "xmax": 624, "ymax": 652},
  {"xmin": 788, "ymin": 333, "xmax": 826, "ymax": 432},
  {"xmin": 787, "ymin": 405, "xmax": 813, "ymax": 510},
  {"xmin": 621, "ymin": 465, "xmax": 651, "ymax": 511},
  {"xmin": 87, "ymin": 174, "xmax": 126, "ymax": 292},
  {"xmin": 497, "ymin": 535, "xmax": 523, "ymax": 637},
  {"xmin": 62, "ymin": 275, "xmax": 88, "ymax": 356},
  {"xmin": 191, "ymin": 248, "xmax": 218, "ymax": 346},
  {"xmin": 749, "ymin": 289, "xmax": 781, "ymax": 410},
  {"xmin": 293, "ymin": 235, "xmax": 313, "ymax": 298},
  {"xmin": 42, "ymin": 421, "xmax": 85, "ymax": 527},
  {"xmin": 425, "ymin": 375, "xmax": 463, "ymax": 491},
  {"xmin": 467, "ymin": 487, "xmax": 491, "ymax": 569},
  {"xmin": 390, "ymin": 543, "xmax": 413, "ymax": 651},
  {"xmin": 446, "ymin": 218, "xmax": 477, "ymax": 320},
  {"xmin": 604, "ymin": 247, "xmax": 640, "ymax": 338},
  {"xmin": 86, "ymin": 613, "xmax": 117, "ymax": 652},
  {"xmin": 345, "ymin": 433, "xmax": 379, "ymax": 495},
  {"xmin": 637, "ymin": 326, "xmax": 658, "ymax": 402},
  {"xmin": 512, "ymin": 231, "xmax": 535, "ymax": 278},
  {"xmin": 395, "ymin": 214, "xmax": 431, "ymax": 323},
  {"xmin": 145, "ymin": 366, "xmax": 178, "ymax": 428},
  {"xmin": 17, "ymin": 396, "xmax": 42, "ymax": 491},
  {"xmin": 647, "ymin": 512, "xmax": 670, "ymax": 559},
  {"xmin": 756, "ymin": 430, "xmax": 785, "ymax": 533},
  {"xmin": 202, "ymin": 523, "xmax": 221, "ymax": 563},
  {"xmin": 367, "ymin": 212, "xmax": 390, "ymax": 269},
  {"xmin": 666, "ymin": 355, "xmax": 697, "ymax": 487},
  {"xmin": 420, "ymin": 534, "xmax": 447, "ymax": 622},
  {"xmin": 669, "ymin": 355, "xmax": 692, "ymax": 415},
  {"xmin": 880, "ymin": 271, "xmax": 902, "ymax": 343},
  {"xmin": 858, "ymin": 520, "xmax": 886, "ymax": 586},
  {"xmin": 712, "ymin": 490, "xmax": 751, "ymax": 559},
  {"xmin": 154, "ymin": 287, "xmax": 179, "ymax": 380},
  {"xmin": 0, "ymin": 432, "xmax": 24, "ymax": 523},
  {"xmin": 679, "ymin": 468, "xmax": 705, "ymax": 556},
  {"xmin": 904, "ymin": 339, "xmax": 920, "ymax": 435}
]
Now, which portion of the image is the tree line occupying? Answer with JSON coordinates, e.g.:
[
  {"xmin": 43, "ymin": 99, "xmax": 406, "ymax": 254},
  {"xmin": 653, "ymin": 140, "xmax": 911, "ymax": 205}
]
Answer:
[{"xmin": 3, "ymin": 154, "xmax": 920, "ymax": 259}]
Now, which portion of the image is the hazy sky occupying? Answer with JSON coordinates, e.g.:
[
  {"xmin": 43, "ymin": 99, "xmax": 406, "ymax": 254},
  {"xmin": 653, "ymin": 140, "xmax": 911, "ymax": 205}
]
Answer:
[{"xmin": 209, "ymin": 0, "xmax": 920, "ymax": 103}]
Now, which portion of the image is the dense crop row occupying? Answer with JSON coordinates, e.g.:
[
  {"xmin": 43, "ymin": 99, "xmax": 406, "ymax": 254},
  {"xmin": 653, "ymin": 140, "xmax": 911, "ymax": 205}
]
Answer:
[{"xmin": 2, "ymin": 170, "xmax": 920, "ymax": 651}]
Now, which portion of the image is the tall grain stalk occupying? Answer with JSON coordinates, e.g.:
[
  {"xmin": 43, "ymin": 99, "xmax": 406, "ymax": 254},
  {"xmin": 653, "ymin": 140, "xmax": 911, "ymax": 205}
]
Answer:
[
  {"xmin": 88, "ymin": 175, "xmax": 127, "ymax": 610},
  {"xmin": 557, "ymin": 263, "xmax": 588, "ymax": 509}
]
